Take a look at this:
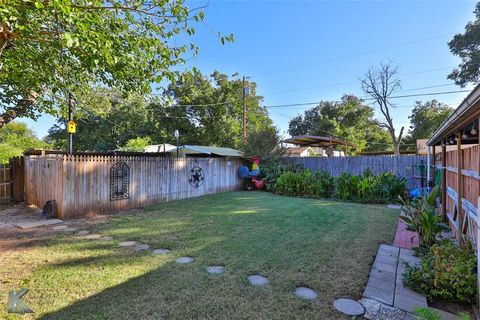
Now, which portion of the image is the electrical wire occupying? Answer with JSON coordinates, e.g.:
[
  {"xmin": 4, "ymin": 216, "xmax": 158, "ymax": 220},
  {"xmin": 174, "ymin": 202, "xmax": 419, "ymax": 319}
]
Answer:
[{"xmin": 253, "ymin": 33, "xmax": 452, "ymax": 77}]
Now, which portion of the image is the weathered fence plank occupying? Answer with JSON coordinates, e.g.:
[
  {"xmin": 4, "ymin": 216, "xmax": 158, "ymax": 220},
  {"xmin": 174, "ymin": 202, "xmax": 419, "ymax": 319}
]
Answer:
[
  {"xmin": 24, "ymin": 155, "xmax": 243, "ymax": 219},
  {"xmin": 285, "ymin": 155, "xmax": 428, "ymax": 189}
]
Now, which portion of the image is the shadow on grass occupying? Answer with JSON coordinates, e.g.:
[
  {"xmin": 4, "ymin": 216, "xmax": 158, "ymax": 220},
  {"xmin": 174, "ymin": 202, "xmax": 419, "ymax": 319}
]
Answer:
[{"xmin": 26, "ymin": 192, "xmax": 397, "ymax": 319}]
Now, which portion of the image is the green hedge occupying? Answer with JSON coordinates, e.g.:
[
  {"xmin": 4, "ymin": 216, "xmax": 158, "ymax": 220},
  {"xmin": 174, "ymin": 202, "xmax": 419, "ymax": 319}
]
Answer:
[{"xmin": 263, "ymin": 163, "xmax": 406, "ymax": 204}]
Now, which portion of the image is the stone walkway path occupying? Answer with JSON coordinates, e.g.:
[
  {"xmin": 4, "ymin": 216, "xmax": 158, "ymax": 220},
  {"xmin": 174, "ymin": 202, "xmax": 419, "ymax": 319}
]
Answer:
[
  {"xmin": 363, "ymin": 244, "xmax": 427, "ymax": 313},
  {"xmin": 393, "ymin": 219, "xmax": 419, "ymax": 249}
]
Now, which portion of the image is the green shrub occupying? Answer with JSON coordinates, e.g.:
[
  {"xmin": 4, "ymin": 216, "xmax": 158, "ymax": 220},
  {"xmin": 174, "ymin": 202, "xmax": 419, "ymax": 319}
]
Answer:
[
  {"xmin": 413, "ymin": 307, "xmax": 442, "ymax": 320},
  {"xmin": 260, "ymin": 159, "xmax": 303, "ymax": 191},
  {"xmin": 275, "ymin": 169, "xmax": 334, "ymax": 198},
  {"xmin": 403, "ymin": 240, "xmax": 477, "ymax": 304},
  {"xmin": 335, "ymin": 171, "xmax": 406, "ymax": 203}
]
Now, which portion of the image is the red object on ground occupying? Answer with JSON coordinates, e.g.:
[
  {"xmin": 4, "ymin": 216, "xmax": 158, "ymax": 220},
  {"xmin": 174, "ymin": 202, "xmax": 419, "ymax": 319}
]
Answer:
[
  {"xmin": 252, "ymin": 178, "xmax": 265, "ymax": 190},
  {"xmin": 393, "ymin": 219, "xmax": 419, "ymax": 249}
]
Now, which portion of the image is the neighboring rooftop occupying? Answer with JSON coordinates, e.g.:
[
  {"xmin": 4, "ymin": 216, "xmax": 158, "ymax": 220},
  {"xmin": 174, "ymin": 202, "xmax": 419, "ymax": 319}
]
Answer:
[{"xmin": 283, "ymin": 135, "xmax": 356, "ymax": 148}]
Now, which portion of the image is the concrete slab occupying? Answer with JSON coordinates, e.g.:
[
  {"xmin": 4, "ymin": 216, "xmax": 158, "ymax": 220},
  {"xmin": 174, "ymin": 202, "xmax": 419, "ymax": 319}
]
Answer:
[
  {"xmin": 373, "ymin": 261, "xmax": 397, "ymax": 274},
  {"xmin": 375, "ymin": 254, "xmax": 397, "ymax": 265},
  {"xmin": 394, "ymin": 294, "xmax": 427, "ymax": 313},
  {"xmin": 387, "ymin": 204, "xmax": 402, "ymax": 210},
  {"xmin": 367, "ymin": 276, "xmax": 395, "ymax": 293},
  {"xmin": 15, "ymin": 219, "xmax": 63, "ymax": 229},
  {"xmin": 369, "ymin": 266, "xmax": 396, "ymax": 282},
  {"xmin": 379, "ymin": 244, "xmax": 400, "ymax": 256},
  {"xmin": 364, "ymin": 285, "xmax": 394, "ymax": 306}
]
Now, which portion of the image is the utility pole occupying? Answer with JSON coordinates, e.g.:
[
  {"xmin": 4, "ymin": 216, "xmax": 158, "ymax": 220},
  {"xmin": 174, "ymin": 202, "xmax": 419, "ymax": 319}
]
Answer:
[
  {"xmin": 67, "ymin": 94, "xmax": 73, "ymax": 155},
  {"xmin": 242, "ymin": 76, "xmax": 247, "ymax": 145}
]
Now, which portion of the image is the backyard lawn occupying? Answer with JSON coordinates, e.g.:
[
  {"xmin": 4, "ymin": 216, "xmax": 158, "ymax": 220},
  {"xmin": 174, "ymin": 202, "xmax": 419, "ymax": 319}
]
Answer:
[{"xmin": 1, "ymin": 192, "xmax": 398, "ymax": 319}]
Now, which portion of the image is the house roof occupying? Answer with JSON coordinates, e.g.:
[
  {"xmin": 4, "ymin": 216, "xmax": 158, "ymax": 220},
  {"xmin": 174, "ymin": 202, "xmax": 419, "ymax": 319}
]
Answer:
[
  {"xmin": 285, "ymin": 147, "xmax": 312, "ymax": 155},
  {"xmin": 177, "ymin": 145, "xmax": 243, "ymax": 157},
  {"xmin": 283, "ymin": 135, "xmax": 356, "ymax": 148},
  {"xmin": 427, "ymin": 84, "xmax": 480, "ymax": 146}
]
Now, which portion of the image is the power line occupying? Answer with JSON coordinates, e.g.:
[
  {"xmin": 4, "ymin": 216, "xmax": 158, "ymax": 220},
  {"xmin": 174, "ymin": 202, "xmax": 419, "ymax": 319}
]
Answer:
[
  {"xmin": 264, "ymin": 89, "xmax": 470, "ymax": 108},
  {"xmin": 254, "ymin": 33, "xmax": 452, "ymax": 77},
  {"xmin": 265, "ymin": 67, "xmax": 455, "ymax": 96}
]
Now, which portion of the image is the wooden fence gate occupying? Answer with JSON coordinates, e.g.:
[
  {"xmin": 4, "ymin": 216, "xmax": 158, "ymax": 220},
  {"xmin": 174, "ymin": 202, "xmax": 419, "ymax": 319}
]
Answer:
[{"xmin": 0, "ymin": 157, "xmax": 25, "ymax": 204}]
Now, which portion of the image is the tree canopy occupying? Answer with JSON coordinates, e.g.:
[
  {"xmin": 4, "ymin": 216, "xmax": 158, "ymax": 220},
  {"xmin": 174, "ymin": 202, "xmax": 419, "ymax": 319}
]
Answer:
[
  {"xmin": 407, "ymin": 100, "xmax": 454, "ymax": 140},
  {"xmin": 448, "ymin": 2, "xmax": 480, "ymax": 86},
  {"xmin": 47, "ymin": 71, "xmax": 275, "ymax": 151},
  {"xmin": 288, "ymin": 95, "xmax": 392, "ymax": 153},
  {"xmin": 0, "ymin": 122, "xmax": 48, "ymax": 163},
  {"xmin": 0, "ymin": 0, "xmax": 233, "ymax": 127}
]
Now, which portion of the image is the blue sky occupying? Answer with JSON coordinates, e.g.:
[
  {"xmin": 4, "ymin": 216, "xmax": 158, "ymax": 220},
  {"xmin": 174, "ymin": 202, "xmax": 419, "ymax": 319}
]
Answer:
[{"xmin": 22, "ymin": 0, "xmax": 477, "ymax": 140}]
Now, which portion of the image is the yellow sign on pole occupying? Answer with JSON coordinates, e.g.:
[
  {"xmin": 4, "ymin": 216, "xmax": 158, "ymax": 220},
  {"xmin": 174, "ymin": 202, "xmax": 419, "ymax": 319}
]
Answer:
[{"xmin": 67, "ymin": 120, "xmax": 76, "ymax": 134}]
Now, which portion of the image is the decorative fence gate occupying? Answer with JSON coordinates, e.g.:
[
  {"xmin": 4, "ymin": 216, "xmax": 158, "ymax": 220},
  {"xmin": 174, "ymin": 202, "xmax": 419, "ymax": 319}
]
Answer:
[{"xmin": 24, "ymin": 154, "xmax": 243, "ymax": 219}]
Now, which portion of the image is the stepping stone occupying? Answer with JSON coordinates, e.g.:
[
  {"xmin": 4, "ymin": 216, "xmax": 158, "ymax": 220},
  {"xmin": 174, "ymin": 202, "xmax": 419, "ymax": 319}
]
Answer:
[
  {"xmin": 247, "ymin": 275, "xmax": 268, "ymax": 286},
  {"xmin": 99, "ymin": 236, "xmax": 113, "ymax": 241},
  {"xmin": 295, "ymin": 287, "xmax": 317, "ymax": 300},
  {"xmin": 76, "ymin": 230, "xmax": 90, "ymax": 236},
  {"xmin": 52, "ymin": 225, "xmax": 68, "ymax": 230},
  {"xmin": 153, "ymin": 249, "xmax": 170, "ymax": 255},
  {"xmin": 387, "ymin": 204, "xmax": 402, "ymax": 209},
  {"xmin": 175, "ymin": 257, "xmax": 194, "ymax": 264},
  {"xmin": 61, "ymin": 227, "xmax": 77, "ymax": 233},
  {"xmin": 118, "ymin": 241, "xmax": 136, "ymax": 247},
  {"xmin": 84, "ymin": 234, "xmax": 102, "ymax": 240},
  {"xmin": 133, "ymin": 244, "xmax": 150, "ymax": 252},
  {"xmin": 207, "ymin": 266, "xmax": 225, "ymax": 274},
  {"xmin": 334, "ymin": 298, "xmax": 365, "ymax": 316},
  {"xmin": 15, "ymin": 218, "xmax": 63, "ymax": 229}
]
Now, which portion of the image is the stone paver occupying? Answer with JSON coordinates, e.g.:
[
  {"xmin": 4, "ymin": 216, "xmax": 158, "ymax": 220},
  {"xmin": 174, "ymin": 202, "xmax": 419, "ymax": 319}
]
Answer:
[
  {"xmin": 133, "ymin": 244, "xmax": 150, "ymax": 252},
  {"xmin": 15, "ymin": 218, "xmax": 63, "ymax": 229},
  {"xmin": 334, "ymin": 298, "xmax": 364, "ymax": 316},
  {"xmin": 77, "ymin": 230, "xmax": 90, "ymax": 236},
  {"xmin": 61, "ymin": 227, "xmax": 77, "ymax": 233},
  {"xmin": 207, "ymin": 266, "xmax": 225, "ymax": 274},
  {"xmin": 294, "ymin": 287, "xmax": 317, "ymax": 300},
  {"xmin": 247, "ymin": 275, "xmax": 269, "ymax": 286},
  {"xmin": 393, "ymin": 220, "xmax": 419, "ymax": 249},
  {"xmin": 176, "ymin": 257, "xmax": 194, "ymax": 264},
  {"xmin": 364, "ymin": 285, "xmax": 394, "ymax": 306},
  {"xmin": 387, "ymin": 204, "xmax": 402, "ymax": 210},
  {"xmin": 99, "ymin": 236, "xmax": 113, "ymax": 241},
  {"xmin": 153, "ymin": 249, "xmax": 170, "ymax": 255},
  {"xmin": 84, "ymin": 234, "xmax": 102, "ymax": 240},
  {"xmin": 119, "ymin": 241, "xmax": 137, "ymax": 247},
  {"xmin": 52, "ymin": 225, "xmax": 68, "ymax": 230}
]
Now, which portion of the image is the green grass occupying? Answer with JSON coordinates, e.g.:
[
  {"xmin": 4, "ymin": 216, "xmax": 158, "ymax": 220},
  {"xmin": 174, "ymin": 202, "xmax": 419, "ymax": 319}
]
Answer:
[{"xmin": 1, "ymin": 191, "xmax": 398, "ymax": 319}]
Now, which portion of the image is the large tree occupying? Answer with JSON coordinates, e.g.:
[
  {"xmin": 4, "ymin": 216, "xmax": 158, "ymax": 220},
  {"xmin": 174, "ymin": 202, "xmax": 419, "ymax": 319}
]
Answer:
[
  {"xmin": 407, "ymin": 100, "xmax": 454, "ymax": 140},
  {"xmin": 288, "ymin": 95, "xmax": 391, "ymax": 153},
  {"xmin": 0, "ymin": 122, "xmax": 48, "ymax": 163},
  {"xmin": 361, "ymin": 62, "xmax": 404, "ymax": 156},
  {"xmin": 448, "ymin": 2, "xmax": 480, "ymax": 86},
  {"xmin": 0, "ymin": 0, "xmax": 233, "ymax": 127},
  {"xmin": 47, "ymin": 71, "xmax": 275, "ymax": 151}
]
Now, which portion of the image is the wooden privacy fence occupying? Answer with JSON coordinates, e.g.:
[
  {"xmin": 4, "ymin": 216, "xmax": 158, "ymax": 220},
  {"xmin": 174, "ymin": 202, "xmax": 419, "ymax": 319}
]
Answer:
[
  {"xmin": 0, "ymin": 163, "xmax": 10, "ymax": 204},
  {"xmin": 0, "ymin": 157, "xmax": 24, "ymax": 204},
  {"xmin": 438, "ymin": 145, "xmax": 480, "ymax": 248},
  {"xmin": 285, "ymin": 155, "xmax": 429, "ymax": 189},
  {"xmin": 25, "ymin": 155, "xmax": 243, "ymax": 219}
]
